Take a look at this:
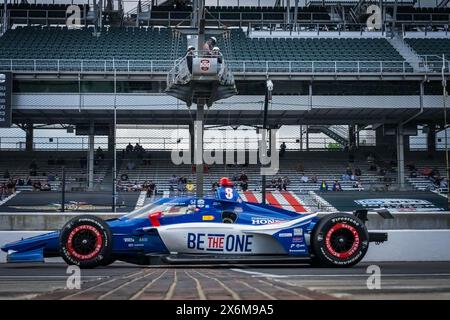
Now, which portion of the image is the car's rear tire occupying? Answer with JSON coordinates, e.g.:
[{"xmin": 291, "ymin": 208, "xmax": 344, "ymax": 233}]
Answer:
[
  {"xmin": 311, "ymin": 213, "xmax": 369, "ymax": 267},
  {"xmin": 59, "ymin": 215, "xmax": 113, "ymax": 269}
]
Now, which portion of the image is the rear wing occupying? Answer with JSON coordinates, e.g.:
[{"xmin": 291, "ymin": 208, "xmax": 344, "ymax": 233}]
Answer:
[{"xmin": 353, "ymin": 209, "xmax": 394, "ymax": 222}]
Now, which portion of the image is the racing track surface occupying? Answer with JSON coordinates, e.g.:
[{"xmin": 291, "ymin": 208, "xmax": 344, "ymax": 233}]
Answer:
[{"xmin": 0, "ymin": 262, "xmax": 449, "ymax": 300}]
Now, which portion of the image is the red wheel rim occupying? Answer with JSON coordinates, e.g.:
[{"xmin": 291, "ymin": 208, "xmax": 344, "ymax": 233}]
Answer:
[
  {"xmin": 67, "ymin": 225, "xmax": 103, "ymax": 260},
  {"xmin": 325, "ymin": 223, "xmax": 360, "ymax": 259}
]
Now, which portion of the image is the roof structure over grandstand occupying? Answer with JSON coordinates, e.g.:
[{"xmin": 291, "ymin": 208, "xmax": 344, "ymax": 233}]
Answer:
[{"xmin": 0, "ymin": 0, "xmax": 448, "ymax": 128}]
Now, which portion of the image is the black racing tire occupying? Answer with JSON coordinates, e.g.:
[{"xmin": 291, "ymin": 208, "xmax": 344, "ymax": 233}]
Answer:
[
  {"xmin": 59, "ymin": 215, "xmax": 113, "ymax": 269},
  {"xmin": 311, "ymin": 213, "xmax": 369, "ymax": 268}
]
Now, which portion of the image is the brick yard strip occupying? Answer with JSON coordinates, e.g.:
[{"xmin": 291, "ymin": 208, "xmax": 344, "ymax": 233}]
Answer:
[{"xmin": 129, "ymin": 269, "xmax": 168, "ymax": 300}]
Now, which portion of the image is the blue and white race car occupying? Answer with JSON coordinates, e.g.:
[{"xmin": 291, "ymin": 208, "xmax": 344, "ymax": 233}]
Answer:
[{"xmin": 1, "ymin": 178, "xmax": 392, "ymax": 268}]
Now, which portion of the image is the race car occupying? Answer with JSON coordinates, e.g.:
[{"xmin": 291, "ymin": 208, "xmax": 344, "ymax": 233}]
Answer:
[{"xmin": 1, "ymin": 178, "xmax": 392, "ymax": 268}]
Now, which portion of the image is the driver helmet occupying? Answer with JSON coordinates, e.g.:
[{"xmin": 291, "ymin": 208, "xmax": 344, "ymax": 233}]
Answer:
[{"xmin": 219, "ymin": 177, "xmax": 233, "ymax": 187}]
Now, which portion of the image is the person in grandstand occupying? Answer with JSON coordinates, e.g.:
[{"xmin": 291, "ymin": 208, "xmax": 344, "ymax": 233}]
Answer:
[
  {"xmin": 320, "ymin": 180, "xmax": 328, "ymax": 192},
  {"xmin": 202, "ymin": 36, "xmax": 217, "ymax": 56},
  {"xmin": 212, "ymin": 47, "xmax": 223, "ymax": 63},
  {"xmin": 186, "ymin": 45, "xmax": 195, "ymax": 74}
]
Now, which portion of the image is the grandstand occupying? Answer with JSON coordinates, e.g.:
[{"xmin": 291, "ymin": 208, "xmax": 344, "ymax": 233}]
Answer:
[{"xmin": 0, "ymin": 0, "xmax": 449, "ymax": 214}]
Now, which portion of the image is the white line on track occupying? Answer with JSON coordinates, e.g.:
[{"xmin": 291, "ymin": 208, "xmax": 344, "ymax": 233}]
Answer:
[
  {"xmin": 0, "ymin": 276, "xmax": 109, "ymax": 279},
  {"xmin": 231, "ymin": 269, "xmax": 450, "ymax": 278}
]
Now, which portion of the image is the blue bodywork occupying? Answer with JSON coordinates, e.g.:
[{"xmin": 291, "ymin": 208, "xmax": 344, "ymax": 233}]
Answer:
[{"xmin": 1, "ymin": 187, "xmax": 319, "ymax": 264}]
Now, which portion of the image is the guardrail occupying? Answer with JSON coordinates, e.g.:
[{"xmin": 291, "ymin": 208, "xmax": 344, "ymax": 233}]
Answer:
[{"xmin": 0, "ymin": 58, "xmax": 440, "ymax": 74}]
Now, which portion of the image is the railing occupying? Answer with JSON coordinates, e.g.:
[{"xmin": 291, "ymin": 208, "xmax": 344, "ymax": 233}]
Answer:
[
  {"xmin": 1, "ymin": 58, "xmax": 448, "ymax": 75},
  {"xmin": 419, "ymin": 55, "xmax": 450, "ymax": 73},
  {"xmin": 0, "ymin": 136, "xmax": 378, "ymax": 152},
  {"xmin": 0, "ymin": 58, "xmax": 414, "ymax": 74}
]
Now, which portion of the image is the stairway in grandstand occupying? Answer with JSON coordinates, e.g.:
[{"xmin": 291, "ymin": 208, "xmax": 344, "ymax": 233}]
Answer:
[{"xmin": 387, "ymin": 35, "xmax": 427, "ymax": 72}]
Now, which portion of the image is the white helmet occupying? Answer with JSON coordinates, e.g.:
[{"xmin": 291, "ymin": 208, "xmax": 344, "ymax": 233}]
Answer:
[
  {"xmin": 210, "ymin": 36, "xmax": 217, "ymax": 43},
  {"xmin": 187, "ymin": 45, "xmax": 195, "ymax": 51},
  {"xmin": 213, "ymin": 47, "xmax": 220, "ymax": 51}
]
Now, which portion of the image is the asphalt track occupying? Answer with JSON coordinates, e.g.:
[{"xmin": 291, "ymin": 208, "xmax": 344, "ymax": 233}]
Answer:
[{"xmin": 0, "ymin": 262, "xmax": 449, "ymax": 300}]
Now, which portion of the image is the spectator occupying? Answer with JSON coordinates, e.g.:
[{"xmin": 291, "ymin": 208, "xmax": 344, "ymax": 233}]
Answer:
[
  {"xmin": 169, "ymin": 175, "xmax": 178, "ymax": 191},
  {"xmin": 296, "ymin": 163, "xmax": 304, "ymax": 172},
  {"xmin": 17, "ymin": 178, "xmax": 24, "ymax": 186},
  {"xmin": 186, "ymin": 181, "xmax": 195, "ymax": 192},
  {"xmin": 342, "ymin": 173, "xmax": 350, "ymax": 181},
  {"xmin": 410, "ymin": 169, "xmax": 418, "ymax": 178},
  {"xmin": 279, "ymin": 142, "xmax": 286, "ymax": 157},
  {"xmin": 96, "ymin": 147, "xmax": 105, "ymax": 160},
  {"xmin": 332, "ymin": 180, "xmax": 342, "ymax": 192},
  {"xmin": 319, "ymin": 180, "xmax": 328, "ymax": 192},
  {"xmin": 232, "ymin": 173, "xmax": 239, "ymax": 181},
  {"xmin": 211, "ymin": 47, "xmax": 223, "ymax": 64},
  {"xmin": 41, "ymin": 182, "xmax": 51, "ymax": 191},
  {"xmin": 270, "ymin": 178, "xmax": 277, "ymax": 188},
  {"xmin": 134, "ymin": 143, "xmax": 142, "ymax": 153},
  {"xmin": 186, "ymin": 45, "xmax": 195, "ymax": 74},
  {"xmin": 211, "ymin": 181, "xmax": 219, "ymax": 191},
  {"xmin": 3, "ymin": 170, "xmax": 10, "ymax": 179},
  {"xmin": 350, "ymin": 173, "xmax": 356, "ymax": 181},
  {"xmin": 6, "ymin": 178, "xmax": 16, "ymax": 194},
  {"xmin": 240, "ymin": 180, "xmax": 248, "ymax": 192},
  {"xmin": 131, "ymin": 181, "xmax": 141, "ymax": 192},
  {"xmin": 120, "ymin": 173, "xmax": 129, "ymax": 181},
  {"xmin": 177, "ymin": 179, "xmax": 185, "ymax": 193},
  {"xmin": 300, "ymin": 174, "xmax": 309, "ymax": 183},
  {"xmin": 147, "ymin": 181, "xmax": 156, "ymax": 198},
  {"xmin": 440, "ymin": 179, "xmax": 448, "ymax": 190},
  {"xmin": 202, "ymin": 37, "xmax": 217, "ymax": 56},
  {"xmin": 310, "ymin": 175, "xmax": 318, "ymax": 183},
  {"xmin": 353, "ymin": 180, "xmax": 363, "ymax": 191},
  {"xmin": 26, "ymin": 177, "xmax": 32, "ymax": 186},
  {"xmin": 239, "ymin": 171, "xmax": 248, "ymax": 183},
  {"xmin": 345, "ymin": 167, "xmax": 352, "ymax": 176},
  {"xmin": 354, "ymin": 167, "xmax": 362, "ymax": 176},
  {"xmin": 32, "ymin": 180, "xmax": 42, "ymax": 191},
  {"xmin": 281, "ymin": 177, "xmax": 290, "ymax": 191},
  {"xmin": 126, "ymin": 143, "xmax": 133, "ymax": 153}
]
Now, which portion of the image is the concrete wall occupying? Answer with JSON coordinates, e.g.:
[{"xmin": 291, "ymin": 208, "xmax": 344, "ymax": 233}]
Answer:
[
  {"xmin": 1, "ymin": 230, "xmax": 450, "ymax": 263},
  {"xmin": 2, "ymin": 212, "xmax": 450, "ymax": 231}
]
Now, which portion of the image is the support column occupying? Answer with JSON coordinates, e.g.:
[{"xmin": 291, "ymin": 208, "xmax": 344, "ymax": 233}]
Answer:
[
  {"xmin": 189, "ymin": 122, "xmax": 195, "ymax": 165},
  {"xmin": 25, "ymin": 123, "xmax": 33, "ymax": 152},
  {"xmin": 88, "ymin": 121, "xmax": 95, "ymax": 191},
  {"xmin": 427, "ymin": 123, "xmax": 436, "ymax": 155},
  {"xmin": 108, "ymin": 123, "xmax": 115, "ymax": 153},
  {"xmin": 195, "ymin": 102, "xmax": 204, "ymax": 197},
  {"xmin": 2, "ymin": 0, "xmax": 8, "ymax": 34},
  {"xmin": 299, "ymin": 125, "xmax": 303, "ymax": 151},
  {"xmin": 349, "ymin": 125, "xmax": 356, "ymax": 148},
  {"xmin": 396, "ymin": 124, "xmax": 405, "ymax": 190},
  {"xmin": 306, "ymin": 126, "xmax": 310, "ymax": 151}
]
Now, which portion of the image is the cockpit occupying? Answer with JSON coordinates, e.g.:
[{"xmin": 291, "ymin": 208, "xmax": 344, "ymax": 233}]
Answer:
[{"xmin": 124, "ymin": 198, "xmax": 197, "ymax": 220}]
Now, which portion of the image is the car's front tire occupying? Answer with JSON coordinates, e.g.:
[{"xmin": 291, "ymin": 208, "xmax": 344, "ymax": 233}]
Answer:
[
  {"xmin": 59, "ymin": 215, "xmax": 113, "ymax": 269},
  {"xmin": 311, "ymin": 213, "xmax": 369, "ymax": 267}
]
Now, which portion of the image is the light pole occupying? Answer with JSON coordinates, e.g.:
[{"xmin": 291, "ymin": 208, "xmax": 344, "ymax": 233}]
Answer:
[
  {"xmin": 112, "ymin": 65, "xmax": 117, "ymax": 212},
  {"xmin": 261, "ymin": 79, "xmax": 273, "ymax": 204},
  {"xmin": 442, "ymin": 54, "xmax": 449, "ymax": 208}
]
